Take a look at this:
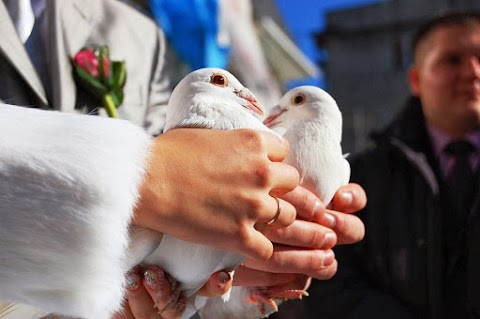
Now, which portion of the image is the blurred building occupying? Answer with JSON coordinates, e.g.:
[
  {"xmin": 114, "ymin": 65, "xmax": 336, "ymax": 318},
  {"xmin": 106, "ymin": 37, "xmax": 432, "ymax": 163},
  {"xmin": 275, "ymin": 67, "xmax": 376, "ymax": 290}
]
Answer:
[{"xmin": 316, "ymin": 0, "xmax": 480, "ymax": 153}]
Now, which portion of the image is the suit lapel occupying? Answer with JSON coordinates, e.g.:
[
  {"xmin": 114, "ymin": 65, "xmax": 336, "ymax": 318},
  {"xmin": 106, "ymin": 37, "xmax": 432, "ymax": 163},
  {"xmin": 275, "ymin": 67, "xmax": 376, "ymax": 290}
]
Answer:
[
  {"xmin": 48, "ymin": 0, "xmax": 98, "ymax": 111},
  {"xmin": 0, "ymin": 1, "xmax": 48, "ymax": 105}
]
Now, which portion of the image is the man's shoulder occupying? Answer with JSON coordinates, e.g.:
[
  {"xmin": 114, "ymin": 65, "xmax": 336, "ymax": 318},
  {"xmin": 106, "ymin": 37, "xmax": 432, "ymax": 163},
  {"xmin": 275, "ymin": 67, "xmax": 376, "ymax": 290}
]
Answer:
[
  {"xmin": 349, "ymin": 142, "xmax": 393, "ymax": 167},
  {"xmin": 99, "ymin": 0, "xmax": 158, "ymax": 30}
]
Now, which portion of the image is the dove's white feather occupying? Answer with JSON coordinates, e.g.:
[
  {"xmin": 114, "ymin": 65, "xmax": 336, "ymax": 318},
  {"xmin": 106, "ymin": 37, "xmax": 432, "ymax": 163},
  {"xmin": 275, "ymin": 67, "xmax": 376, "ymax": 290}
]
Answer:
[{"xmin": 264, "ymin": 85, "xmax": 350, "ymax": 206}]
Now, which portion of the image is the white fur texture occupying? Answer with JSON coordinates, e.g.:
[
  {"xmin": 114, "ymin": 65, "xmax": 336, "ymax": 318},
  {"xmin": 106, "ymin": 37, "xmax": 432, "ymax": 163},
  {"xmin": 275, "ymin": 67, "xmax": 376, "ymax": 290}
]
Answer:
[{"xmin": 0, "ymin": 104, "xmax": 152, "ymax": 318}]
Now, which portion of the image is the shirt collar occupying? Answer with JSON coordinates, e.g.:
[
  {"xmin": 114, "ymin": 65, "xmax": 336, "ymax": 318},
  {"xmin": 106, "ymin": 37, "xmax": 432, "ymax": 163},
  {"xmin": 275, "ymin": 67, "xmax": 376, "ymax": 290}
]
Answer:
[
  {"xmin": 427, "ymin": 123, "xmax": 480, "ymax": 157},
  {"xmin": 31, "ymin": 0, "xmax": 46, "ymax": 18}
]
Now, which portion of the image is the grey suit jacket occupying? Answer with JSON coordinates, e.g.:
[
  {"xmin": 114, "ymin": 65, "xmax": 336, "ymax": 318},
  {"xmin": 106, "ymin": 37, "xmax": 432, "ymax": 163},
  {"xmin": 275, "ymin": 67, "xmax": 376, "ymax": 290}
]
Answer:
[{"xmin": 0, "ymin": 0, "xmax": 170, "ymax": 135}]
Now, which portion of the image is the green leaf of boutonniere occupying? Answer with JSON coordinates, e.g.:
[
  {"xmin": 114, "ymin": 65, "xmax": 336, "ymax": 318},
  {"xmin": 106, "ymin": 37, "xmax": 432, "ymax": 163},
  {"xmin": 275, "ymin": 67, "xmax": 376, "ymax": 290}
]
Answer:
[{"xmin": 72, "ymin": 45, "xmax": 127, "ymax": 118}]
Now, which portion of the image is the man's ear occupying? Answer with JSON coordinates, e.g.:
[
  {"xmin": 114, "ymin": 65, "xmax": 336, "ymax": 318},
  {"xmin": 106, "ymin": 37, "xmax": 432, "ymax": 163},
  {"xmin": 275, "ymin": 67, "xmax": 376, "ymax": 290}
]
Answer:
[{"xmin": 408, "ymin": 66, "xmax": 421, "ymax": 96}]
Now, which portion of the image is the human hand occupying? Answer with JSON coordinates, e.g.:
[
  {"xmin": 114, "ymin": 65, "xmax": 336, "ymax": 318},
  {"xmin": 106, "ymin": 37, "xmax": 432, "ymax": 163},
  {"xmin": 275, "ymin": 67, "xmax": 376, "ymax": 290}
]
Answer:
[
  {"xmin": 239, "ymin": 183, "xmax": 366, "ymax": 281},
  {"xmin": 114, "ymin": 266, "xmax": 186, "ymax": 319},
  {"xmin": 325, "ymin": 183, "xmax": 367, "ymax": 244},
  {"xmin": 133, "ymin": 128, "xmax": 299, "ymax": 261},
  {"xmin": 117, "ymin": 184, "xmax": 366, "ymax": 317},
  {"xmin": 115, "ymin": 267, "xmax": 235, "ymax": 319}
]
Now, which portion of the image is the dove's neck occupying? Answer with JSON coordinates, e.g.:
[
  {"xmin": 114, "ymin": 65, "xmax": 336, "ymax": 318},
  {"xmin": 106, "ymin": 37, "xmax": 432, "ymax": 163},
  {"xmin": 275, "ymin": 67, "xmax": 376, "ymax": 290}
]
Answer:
[
  {"xmin": 176, "ymin": 106, "xmax": 270, "ymax": 132},
  {"xmin": 287, "ymin": 118, "xmax": 342, "ymax": 146}
]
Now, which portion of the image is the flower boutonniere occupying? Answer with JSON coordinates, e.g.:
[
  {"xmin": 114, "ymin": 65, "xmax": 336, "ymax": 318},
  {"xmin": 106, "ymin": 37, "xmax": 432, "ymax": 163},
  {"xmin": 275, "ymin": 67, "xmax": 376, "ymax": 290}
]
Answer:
[{"xmin": 72, "ymin": 45, "xmax": 127, "ymax": 118}]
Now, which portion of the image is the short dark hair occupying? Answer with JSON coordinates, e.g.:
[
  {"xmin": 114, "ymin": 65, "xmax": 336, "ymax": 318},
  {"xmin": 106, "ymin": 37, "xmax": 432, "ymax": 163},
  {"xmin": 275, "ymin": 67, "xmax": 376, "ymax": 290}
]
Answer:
[{"xmin": 412, "ymin": 11, "xmax": 480, "ymax": 62}]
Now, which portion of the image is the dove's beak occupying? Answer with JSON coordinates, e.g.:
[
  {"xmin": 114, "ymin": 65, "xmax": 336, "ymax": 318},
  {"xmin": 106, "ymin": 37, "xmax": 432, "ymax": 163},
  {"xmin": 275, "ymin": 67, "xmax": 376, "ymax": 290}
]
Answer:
[
  {"xmin": 263, "ymin": 108, "xmax": 285, "ymax": 127},
  {"xmin": 243, "ymin": 96, "xmax": 264, "ymax": 116},
  {"xmin": 236, "ymin": 88, "xmax": 264, "ymax": 116}
]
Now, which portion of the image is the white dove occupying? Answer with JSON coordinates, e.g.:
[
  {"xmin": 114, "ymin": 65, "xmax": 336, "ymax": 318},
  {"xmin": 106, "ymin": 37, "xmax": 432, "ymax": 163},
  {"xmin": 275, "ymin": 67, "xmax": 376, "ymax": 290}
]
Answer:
[
  {"xmin": 130, "ymin": 67, "xmax": 277, "ymax": 319},
  {"xmin": 198, "ymin": 85, "xmax": 350, "ymax": 319},
  {"xmin": 263, "ymin": 85, "xmax": 350, "ymax": 206}
]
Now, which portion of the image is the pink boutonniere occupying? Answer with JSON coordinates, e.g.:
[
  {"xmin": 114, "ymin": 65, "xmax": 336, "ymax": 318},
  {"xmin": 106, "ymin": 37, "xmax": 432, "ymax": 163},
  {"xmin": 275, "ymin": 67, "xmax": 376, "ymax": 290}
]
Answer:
[{"xmin": 72, "ymin": 45, "xmax": 127, "ymax": 118}]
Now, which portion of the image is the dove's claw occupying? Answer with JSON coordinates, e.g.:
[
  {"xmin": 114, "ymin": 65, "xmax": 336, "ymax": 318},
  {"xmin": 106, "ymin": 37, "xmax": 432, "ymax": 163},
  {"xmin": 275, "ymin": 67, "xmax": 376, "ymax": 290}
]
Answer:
[
  {"xmin": 244, "ymin": 285, "xmax": 309, "ymax": 318},
  {"xmin": 143, "ymin": 266, "xmax": 185, "ymax": 316},
  {"xmin": 247, "ymin": 288, "xmax": 279, "ymax": 318},
  {"xmin": 156, "ymin": 273, "xmax": 183, "ymax": 314},
  {"xmin": 268, "ymin": 288, "xmax": 309, "ymax": 300}
]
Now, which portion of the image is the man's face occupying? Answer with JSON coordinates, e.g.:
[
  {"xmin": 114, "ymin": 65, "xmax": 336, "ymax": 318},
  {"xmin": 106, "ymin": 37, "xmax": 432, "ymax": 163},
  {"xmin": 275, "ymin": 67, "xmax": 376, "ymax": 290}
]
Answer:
[{"xmin": 409, "ymin": 24, "xmax": 480, "ymax": 136}]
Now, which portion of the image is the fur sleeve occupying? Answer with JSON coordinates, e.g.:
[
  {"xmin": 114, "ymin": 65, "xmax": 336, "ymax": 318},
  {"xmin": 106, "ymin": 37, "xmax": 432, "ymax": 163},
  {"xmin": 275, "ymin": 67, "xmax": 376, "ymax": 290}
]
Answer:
[{"xmin": 0, "ymin": 104, "xmax": 153, "ymax": 318}]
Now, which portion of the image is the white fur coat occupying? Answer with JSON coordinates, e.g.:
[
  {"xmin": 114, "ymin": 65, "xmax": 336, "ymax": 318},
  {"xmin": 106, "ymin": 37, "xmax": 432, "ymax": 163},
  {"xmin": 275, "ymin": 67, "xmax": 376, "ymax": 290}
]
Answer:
[{"xmin": 0, "ymin": 104, "xmax": 152, "ymax": 318}]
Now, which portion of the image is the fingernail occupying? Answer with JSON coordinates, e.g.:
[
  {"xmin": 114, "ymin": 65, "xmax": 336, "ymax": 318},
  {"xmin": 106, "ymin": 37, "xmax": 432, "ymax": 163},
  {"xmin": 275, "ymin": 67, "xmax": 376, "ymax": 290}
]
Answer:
[
  {"xmin": 126, "ymin": 270, "xmax": 140, "ymax": 291},
  {"xmin": 218, "ymin": 271, "xmax": 231, "ymax": 289},
  {"xmin": 313, "ymin": 200, "xmax": 325, "ymax": 220},
  {"xmin": 322, "ymin": 232, "xmax": 337, "ymax": 248},
  {"xmin": 340, "ymin": 191, "xmax": 353, "ymax": 206},
  {"xmin": 322, "ymin": 213, "xmax": 336, "ymax": 228},
  {"xmin": 322, "ymin": 250, "xmax": 335, "ymax": 268},
  {"xmin": 144, "ymin": 269, "xmax": 158, "ymax": 289}
]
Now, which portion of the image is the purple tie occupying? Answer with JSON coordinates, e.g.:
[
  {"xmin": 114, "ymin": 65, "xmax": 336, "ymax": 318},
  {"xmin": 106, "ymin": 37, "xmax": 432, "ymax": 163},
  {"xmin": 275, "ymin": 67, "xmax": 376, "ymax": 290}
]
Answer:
[
  {"xmin": 445, "ymin": 140, "xmax": 475, "ymax": 217},
  {"xmin": 443, "ymin": 140, "xmax": 476, "ymax": 316},
  {"xmin": 444, "ymin": 140, "xmax": 475, "ymax": 274}
]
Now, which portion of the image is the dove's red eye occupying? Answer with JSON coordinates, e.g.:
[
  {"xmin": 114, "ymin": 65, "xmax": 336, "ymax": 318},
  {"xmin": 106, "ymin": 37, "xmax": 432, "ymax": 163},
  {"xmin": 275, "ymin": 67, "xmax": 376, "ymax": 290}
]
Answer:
[
  {"xmin": 292, "ymin": 93, "xmax": 305, "ymax": 105},
  {"xmin": 210, "ymin": 73, "xmax": 228, "ymax": 87}
]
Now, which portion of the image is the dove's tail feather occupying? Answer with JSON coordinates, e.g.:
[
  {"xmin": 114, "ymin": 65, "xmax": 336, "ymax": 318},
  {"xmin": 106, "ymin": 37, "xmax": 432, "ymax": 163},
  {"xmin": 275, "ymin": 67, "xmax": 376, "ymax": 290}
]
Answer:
[{"xmin": 343, "ymin": 152, "xmax": 350, "ymax": 159}]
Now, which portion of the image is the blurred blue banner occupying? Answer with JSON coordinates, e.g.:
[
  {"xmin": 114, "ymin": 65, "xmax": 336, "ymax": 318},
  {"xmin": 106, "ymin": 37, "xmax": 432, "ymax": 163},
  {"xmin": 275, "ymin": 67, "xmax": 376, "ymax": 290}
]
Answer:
[{"xmin": 149, "ymin": 0, "xmax": 230, "ymax": 70}]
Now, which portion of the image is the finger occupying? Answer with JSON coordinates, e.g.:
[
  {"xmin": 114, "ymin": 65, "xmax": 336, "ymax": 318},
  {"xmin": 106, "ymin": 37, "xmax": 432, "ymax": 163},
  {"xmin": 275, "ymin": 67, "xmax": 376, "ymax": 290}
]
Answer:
[
  {"xmin": 327, "ymin": 209, "xmax": 365, "ymax": 245},
  {"xmin": 258, "ymin": 130, "xmax": 290, "ymax": 162},
  {"xmin": 240, "ymin": 228, "xmax": 274, "ymax": 261},
  {"xmin": 280, "ymin": 185, "xmax": 326, "ymax": 221},
  {"xmin": 198, "ymin": 270, "xmax": 233, "ymax": 297},
  {"xmin": 122, "ymin": 268, "xmax": 159, "ymax": 319},
  {"xmin": 242, "ymin": 246, "xmax": 338, "ymax": 280},
  {"xmin": 267, "ymin": 162, "xmax": 300, "ymax": 197},
  {"xmin": 233, "ymin": 265, "xmax": 299, "ymax": 287},
  {"xmin": 264, "ymin": 197, "xmax": 296, "ymax": 228},
  {"xmin": 265, "ymin": 219, "xmax": 337, "ymax": 250},
  {"xmin": 143, "ymin": 267, "xmax": 187, "ymax": 319},
  {"xmin": 329, "ymin": 183, "xmax": 367, "ymax": 213},
  {"xmin": 143, "ymin": 267, "xmax": 173, "ymax": 312},
  {"xmin": 112, "ymin": 301, "xmax": 135, "ymax": 319},
  {"xmin": 281, "ymin": 185, "xmax": 338, "ymax": 230}
]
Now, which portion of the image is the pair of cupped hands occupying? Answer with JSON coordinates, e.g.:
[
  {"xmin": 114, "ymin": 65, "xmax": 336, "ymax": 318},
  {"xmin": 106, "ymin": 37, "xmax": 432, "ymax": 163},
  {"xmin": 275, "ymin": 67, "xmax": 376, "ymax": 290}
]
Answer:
[{"xmin": 116, "ymin": 128, "xmax": 366, "ymax": 319}]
